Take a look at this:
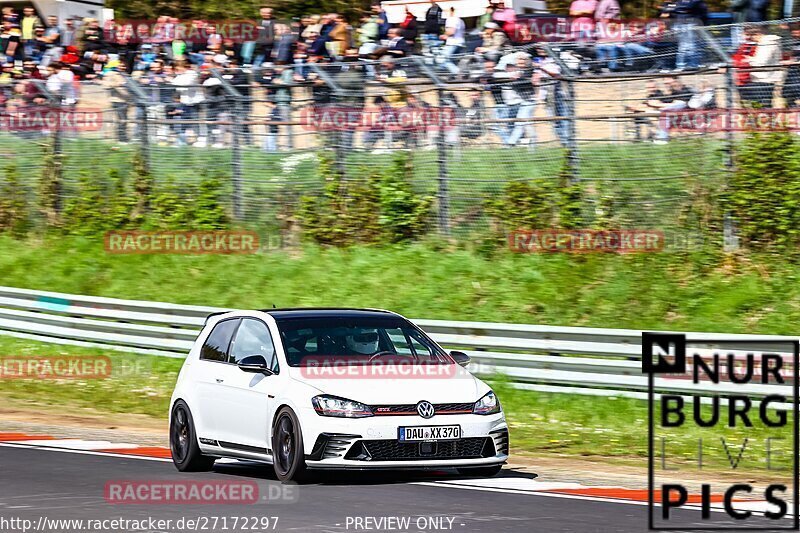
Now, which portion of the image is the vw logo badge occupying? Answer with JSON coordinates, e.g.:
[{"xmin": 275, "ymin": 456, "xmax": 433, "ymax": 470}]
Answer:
[{"xmin": 416, "ymin": 401, "xmax": 435, "ymax": 419}]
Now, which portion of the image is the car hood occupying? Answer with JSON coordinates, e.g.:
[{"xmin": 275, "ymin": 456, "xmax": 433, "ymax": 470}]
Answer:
[{"xmin": 287, "ymin": 364, "xmax": 489, "ymax": 404}]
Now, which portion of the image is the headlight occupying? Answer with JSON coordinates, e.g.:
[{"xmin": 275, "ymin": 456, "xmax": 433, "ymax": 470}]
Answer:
[
  {"xmin": 473, "ymin": 391, "xmax": 501, "ymax": 415},
  {"xmin": 312, "ymin": 395, "xmax": 373, "ymax": 418}
]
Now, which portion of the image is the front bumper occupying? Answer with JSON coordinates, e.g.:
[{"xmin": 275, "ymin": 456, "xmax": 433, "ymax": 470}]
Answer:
[{"xmin": 300, "ymin": 408, "xmax": 509, "ymax": 469}]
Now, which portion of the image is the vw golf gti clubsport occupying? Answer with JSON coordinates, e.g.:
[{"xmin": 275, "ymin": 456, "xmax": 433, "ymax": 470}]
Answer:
[{"xmin": 169, "ymin": 308, "xmax": 509, "ymax": 481}]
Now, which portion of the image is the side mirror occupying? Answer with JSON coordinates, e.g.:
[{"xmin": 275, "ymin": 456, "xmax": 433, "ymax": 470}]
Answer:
[
  {"xmin": 450, "ymin": 350, "xmax": 471, "ymax": 368},
  {"xmin": 237, "ymin": 355, "xmax": 274, "ymax": 375}
]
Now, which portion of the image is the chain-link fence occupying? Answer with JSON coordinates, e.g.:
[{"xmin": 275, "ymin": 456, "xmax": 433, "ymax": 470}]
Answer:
[{"xmin": 5, "ymin": 18, "xmax": 800, "ymax": 242}]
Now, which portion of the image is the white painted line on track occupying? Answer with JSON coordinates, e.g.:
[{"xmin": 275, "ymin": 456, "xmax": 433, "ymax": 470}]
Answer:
[
  {"xmin": 11, "ymin": 439, "xmax": 140, "ymax": 450},
  {"xmin": 0, "ymin": 442, "xmax": 172, "ymax": 462},
  {"xmin": 413, "ymin": 480, "xmax": 788, "ymax": 519}
]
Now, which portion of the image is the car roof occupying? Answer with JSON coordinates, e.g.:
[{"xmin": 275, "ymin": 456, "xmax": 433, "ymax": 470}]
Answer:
[
  {"xmin": 203, "ymin": 308, "xmax": 405, "ymax": 327},
  {"xmin": 262, "ymin": 308, "xmax": 401, "ymax": 320}
]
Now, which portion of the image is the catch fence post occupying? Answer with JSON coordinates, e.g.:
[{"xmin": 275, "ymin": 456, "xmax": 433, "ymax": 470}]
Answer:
[
  {"xmin": 566, "ymin": 77, "xmax": 579, "ymax": 184},
  {"xmin": 436, "ymin": 86, "xmax": 450, "ymax": 235},
  {"xmin": 699, "ymin": 27, "xmax": 738, "ymax": 251},
  {"xmin": 232, "ymin": 98, "xmax": 244, "ymax": 221}
]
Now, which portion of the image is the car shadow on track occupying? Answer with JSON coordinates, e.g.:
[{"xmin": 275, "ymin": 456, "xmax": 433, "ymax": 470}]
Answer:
[{"xmin": 211, "ymin": 461, "xmax": 537, "ymax": 486}]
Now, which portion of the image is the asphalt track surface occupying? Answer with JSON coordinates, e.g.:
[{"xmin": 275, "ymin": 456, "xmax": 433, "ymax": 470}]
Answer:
[{"xmin": 0, "ymin": 444, "xmax": 790, "ymax": 533}]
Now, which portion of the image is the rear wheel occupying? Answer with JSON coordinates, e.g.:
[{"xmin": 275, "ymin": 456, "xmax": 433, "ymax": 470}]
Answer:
[
  {"xmin": 170, "ymin": 400, "xmax": 215, "ymax": 472},
  {"xmin": 457, "ymin": 465, "xmax": 503, "ymax": 477},
  {"xmin": 272, "ymin": 407, "xmax": 308, "ymax": 483}
]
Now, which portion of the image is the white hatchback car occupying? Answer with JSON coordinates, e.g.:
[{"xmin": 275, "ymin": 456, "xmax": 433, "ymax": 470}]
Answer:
[{"xmin": 169, "ymin": 308, "xmax": 509, "ymax": 481}]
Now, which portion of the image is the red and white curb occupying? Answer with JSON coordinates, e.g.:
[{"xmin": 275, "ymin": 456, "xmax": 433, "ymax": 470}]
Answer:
[
  {"xmin": 0, "ymin": 432, "xmax": 172, "ymax": 459},
  {"xmin": 0, "ymin": 432, "xmax": 780, "ymax": 514}
]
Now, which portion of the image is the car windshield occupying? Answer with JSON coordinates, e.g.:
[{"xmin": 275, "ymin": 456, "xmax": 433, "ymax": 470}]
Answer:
[{"xmin": 274, "ymin": 316, "xmax": 449, "ymax": 367}]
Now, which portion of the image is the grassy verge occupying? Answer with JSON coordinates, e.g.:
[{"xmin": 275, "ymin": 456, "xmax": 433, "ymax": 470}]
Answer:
[
  {"xmin": 0, "ymin": 336, "xmax": 182, "ymax": 418},
  {"xmin": 0, "ymin": 235, "xmax": 798, "ymax": 333}
]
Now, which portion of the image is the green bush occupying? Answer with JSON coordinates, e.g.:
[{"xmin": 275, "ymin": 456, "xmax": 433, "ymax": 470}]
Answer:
[
  {"xmin": 485, "ymin": 155, "xmax": 585, "ymax": 235},
  {"xmin": 0, "ymin": 163, "xmax": 28, "ymax": 237},
  {"xmin": 485, "ymin": 179, "xmax": 557, "ymax": 232},
  {"xmin": 298, "ymin": 152, "xmax": 432, "ymax": 245},
  {"xmin": 377, "ymin": 153, "xmax": 433, "ymax": 243},
  {"xmin": 38, "ymin": 141, "xmax": 63, "ymax": 228},
  {"xmin": 61, "ymin": 153, "xmax": 230, "ymax": 234},
  {"xmin": 730, "ymin": 132, "xmax": 800, "ymax": 249},
  {"xmin": 150, "ymin": 174, "xmax": 230, "ymax": 231},
  {"xmin": 63, "ymin": 171, "xmax": 107, "ymax": 236}
]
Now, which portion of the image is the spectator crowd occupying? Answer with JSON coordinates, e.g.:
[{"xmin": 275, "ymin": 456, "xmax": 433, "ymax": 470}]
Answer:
[{"xmin": 0, "ymin": 0, "xmax": 798, "ymax": 150}]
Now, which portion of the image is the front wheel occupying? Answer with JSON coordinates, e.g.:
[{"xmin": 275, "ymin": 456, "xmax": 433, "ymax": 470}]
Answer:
[
  {"xmin": 272, "ymin": 407, "xmax": 308, "ymax": 483},
  {"xmin": 457, "ymin": 464, "xmax": 503, "ymax": 477},
  {"xmin": 170, "ymin": 400, "xmax": 215, "ymax": 472}
]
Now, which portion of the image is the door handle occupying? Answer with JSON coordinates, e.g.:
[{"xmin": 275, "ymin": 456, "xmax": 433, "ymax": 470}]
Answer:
[{"xmin": 215, "ymin": 378, "xmax": 224, "ymax": 383}]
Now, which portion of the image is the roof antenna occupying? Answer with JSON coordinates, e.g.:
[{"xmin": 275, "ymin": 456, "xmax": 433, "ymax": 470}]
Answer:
[{"xmin": 272, "ymin": 304, "xmax": 276, "ymax": 309}]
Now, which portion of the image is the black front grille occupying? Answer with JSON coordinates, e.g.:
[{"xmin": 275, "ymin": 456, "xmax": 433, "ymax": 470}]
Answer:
[
  {"xmin": 371, "ymin": 402, "xmax": 475, "ymax": 416},
  {"xmin": 346, "ymin": 437, "xmax": 493, "ymax": 461}
]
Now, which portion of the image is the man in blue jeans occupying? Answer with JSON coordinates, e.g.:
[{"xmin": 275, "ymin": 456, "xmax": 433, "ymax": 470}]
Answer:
[
  {"xmin": 661, "ymin": 0, "xmax": 708, "ymax": 71},
  {"xmin": 422, "ymin": 0, "xmax": 444, "ymax": 53},
  {"xmin": 441, "ymin": 7, "xmax": 465, "ymax": 76}
]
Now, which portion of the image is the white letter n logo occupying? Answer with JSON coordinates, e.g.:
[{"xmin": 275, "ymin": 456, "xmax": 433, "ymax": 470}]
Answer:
[{"xmin": 642, "ymin": 333, "xmax": 686, "ymax": 374}]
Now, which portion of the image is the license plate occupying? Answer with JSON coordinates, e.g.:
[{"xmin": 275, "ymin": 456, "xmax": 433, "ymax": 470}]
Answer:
[{"xmin": 398, "ymin": 425, "xmax": 461, "ymax": 442}]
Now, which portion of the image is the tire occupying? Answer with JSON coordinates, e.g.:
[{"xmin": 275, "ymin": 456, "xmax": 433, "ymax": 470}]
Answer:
[
  {"xmin": 170, "ymin": 400, "xmax": 215, "ymax": 472},
  {"xmin": 272, "ymin": 407, "xmax": 308, "ymax": 483},
  {"xmin": 457, "ymin": 464, "xmax": 503, "ymax": 477}
]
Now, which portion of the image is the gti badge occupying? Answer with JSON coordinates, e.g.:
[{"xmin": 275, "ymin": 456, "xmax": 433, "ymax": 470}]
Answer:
[{"xmin": 416, "ymin": 401, "xmax": 435, "ymax": 419}]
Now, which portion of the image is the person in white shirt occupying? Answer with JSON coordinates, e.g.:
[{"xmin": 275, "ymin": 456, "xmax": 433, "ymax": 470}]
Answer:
[
  {"xmin": 171, "ymin": 63, "xmax": 206, "ymax": 145},
  {"xmin": 440, "ymin": 7, "xmax": 465, "ymax": 76},
  {"xmin": 46, "ymin": 61, "xmax": 77, "ymax": 106},
  {"xmin": 534, "ymin": 54, "xmax": 569, "ymax": 146}
]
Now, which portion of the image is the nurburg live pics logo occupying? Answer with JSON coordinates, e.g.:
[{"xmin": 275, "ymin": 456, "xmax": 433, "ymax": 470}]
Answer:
[{"xmin": 643, "ymin": 332, "xmax": 800, "ymax": 530}]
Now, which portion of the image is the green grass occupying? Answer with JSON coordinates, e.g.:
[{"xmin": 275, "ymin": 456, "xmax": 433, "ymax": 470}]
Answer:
[
  {"xmin": 0, "ymin": 235, "xmax": 798, "ymax": 334},
  {"xmin": 0, "ymin": 335, "xmax": 182, "ymax": 418}
]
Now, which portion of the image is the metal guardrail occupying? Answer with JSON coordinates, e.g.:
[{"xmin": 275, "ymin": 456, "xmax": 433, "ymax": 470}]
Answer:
[{"xmin": 0, "ymin": 286, "xmax": 794, "ymax": 400}]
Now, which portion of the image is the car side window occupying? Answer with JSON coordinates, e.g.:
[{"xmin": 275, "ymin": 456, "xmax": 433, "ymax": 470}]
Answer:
[
  {"xmin": 200, "ymin": 319, "xmax": 240, "ymax": 362},
  {"xmin": 229, "ymin": 318, "xmax": 278, "ymax": 371},
  {"xmin": 409, "ymin": 331, "xmax": 435, "ymax": 359},
  {"xmin": 385, "ymin": 328, "xmax": 414, "ymax": 356}
]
